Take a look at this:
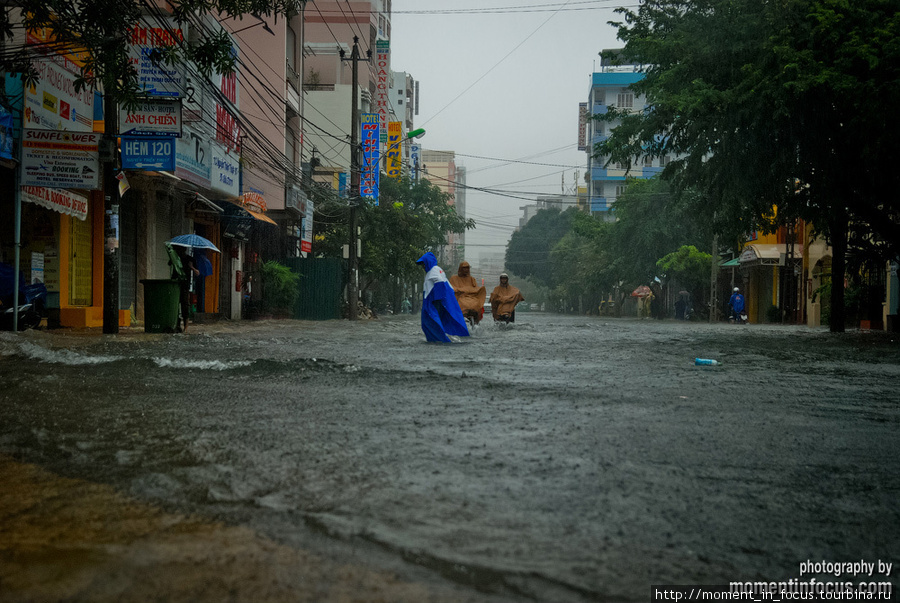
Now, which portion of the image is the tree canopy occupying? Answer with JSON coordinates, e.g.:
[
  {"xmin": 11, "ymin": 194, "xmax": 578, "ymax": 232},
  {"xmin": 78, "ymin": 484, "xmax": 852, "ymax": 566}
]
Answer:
[
  {"xmin": 1, "ymin": 0, "xmax": 300, "ymax": 104},
  {"xmin": 312, "ymin": 176, "xmax": 472, "ymax": 309},
  {"xmin": 596, "ymin": 0, "xmax": 900, "ymax": 331}
]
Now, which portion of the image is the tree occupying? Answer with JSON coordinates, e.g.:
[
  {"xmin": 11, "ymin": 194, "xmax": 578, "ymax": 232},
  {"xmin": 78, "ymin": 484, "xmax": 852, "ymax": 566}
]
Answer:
[
  {"xmin": 505, "ymin": 207, "xmax": 577, "ymax": 288},
  {"xmin": 360, "ymin": 176, "xmax": 472, "ymax": 309},
  {"xmin": 656, "ymin": 245, "xmax": 712, "ymax": 311},
  {"xmin": 312, "ymin": 176, "xmax": 472, "ymax": 311},
  {"xmin": 1, "ymin": 0, "xmax": 300, "ymax": 104},
  {"xmin": 598, "ymin": 0, "xmax": 900, "ymax": 331}
]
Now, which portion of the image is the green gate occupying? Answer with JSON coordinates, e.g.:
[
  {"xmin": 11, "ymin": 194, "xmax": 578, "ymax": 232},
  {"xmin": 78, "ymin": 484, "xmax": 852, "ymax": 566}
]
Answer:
[{"xmin": 280, "ymin": 257, "xmax": 343, "ymax": 320}]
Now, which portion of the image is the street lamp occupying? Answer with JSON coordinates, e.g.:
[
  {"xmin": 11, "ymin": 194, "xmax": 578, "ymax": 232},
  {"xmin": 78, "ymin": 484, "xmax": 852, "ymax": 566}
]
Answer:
[{"xmin": 384, "ymin": 128, "xmax": 425, "ymax": 176}]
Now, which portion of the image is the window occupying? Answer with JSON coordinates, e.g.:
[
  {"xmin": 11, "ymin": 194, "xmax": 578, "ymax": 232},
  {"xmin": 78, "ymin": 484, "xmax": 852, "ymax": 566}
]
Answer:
[
  {"xmin": 615, "ymin": 184, "xmax": 628, "ymax": 198},
  {"xmin": 662, "ymin": 155, "xmax": 672, "ymax": 166},
  {"xmin": 617, "ymin": 91, "xmax": 634, "ymax": 109}
]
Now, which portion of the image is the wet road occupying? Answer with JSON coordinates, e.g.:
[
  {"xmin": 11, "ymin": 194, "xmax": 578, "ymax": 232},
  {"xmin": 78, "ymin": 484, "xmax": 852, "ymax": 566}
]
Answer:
[{"xmin": 1, "ymin": 314, "xmax": 898, "ymax": 602}]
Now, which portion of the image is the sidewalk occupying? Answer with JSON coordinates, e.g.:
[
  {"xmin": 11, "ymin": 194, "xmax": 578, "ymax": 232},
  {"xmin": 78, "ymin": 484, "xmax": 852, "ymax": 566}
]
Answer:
[{"xmin": 0, "ymin": 454, "xmax": 466, "ymax": 603}]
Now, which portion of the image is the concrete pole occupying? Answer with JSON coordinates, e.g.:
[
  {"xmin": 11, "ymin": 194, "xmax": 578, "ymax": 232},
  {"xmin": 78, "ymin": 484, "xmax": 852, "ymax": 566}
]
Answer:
[{"xmin": 348, "ymin": 36, "xmax": 360, "ymax": 321}]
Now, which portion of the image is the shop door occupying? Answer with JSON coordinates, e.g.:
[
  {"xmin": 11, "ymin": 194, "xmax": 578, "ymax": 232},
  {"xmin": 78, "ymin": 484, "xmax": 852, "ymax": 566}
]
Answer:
[{"xmin": 69, "ymin": 216, "xmax": 93, "ymax": 306}]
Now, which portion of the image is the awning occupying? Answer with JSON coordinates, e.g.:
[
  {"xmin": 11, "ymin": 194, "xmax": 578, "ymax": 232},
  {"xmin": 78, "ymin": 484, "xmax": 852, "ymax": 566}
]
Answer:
[
  {"xmin": 739, "ymin": 244, "xmax": 803, "ymax": 267},
  {"xmin": 187, "ymin": 193, "xmax": 224, "ymax": 214},
  {"xmin": 245, "ymin": 208, "xmax": 277, "ymax": 225},
  {"xmin": 720, "ymin": 257, "xmax": 740, "ymax": 267}
]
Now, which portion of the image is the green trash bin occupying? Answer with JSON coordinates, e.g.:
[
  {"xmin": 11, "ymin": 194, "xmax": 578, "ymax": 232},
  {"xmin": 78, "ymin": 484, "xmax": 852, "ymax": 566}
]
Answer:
[{"xmin": 141, "ymin": 279, "xmax": 181, "ymax": 333}]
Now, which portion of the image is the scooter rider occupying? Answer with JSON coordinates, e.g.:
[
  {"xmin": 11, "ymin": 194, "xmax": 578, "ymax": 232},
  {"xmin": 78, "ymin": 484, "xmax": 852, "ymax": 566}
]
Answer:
[{"xmin": 729, "ymin": 287, "xmax": 746, "ymax": 323}]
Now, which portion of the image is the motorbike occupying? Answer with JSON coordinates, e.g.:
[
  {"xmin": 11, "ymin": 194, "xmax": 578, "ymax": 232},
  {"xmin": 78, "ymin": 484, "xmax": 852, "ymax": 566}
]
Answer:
[{"xmin": 0, "ymin": 263, "xmax": 47, "ymax": 331}]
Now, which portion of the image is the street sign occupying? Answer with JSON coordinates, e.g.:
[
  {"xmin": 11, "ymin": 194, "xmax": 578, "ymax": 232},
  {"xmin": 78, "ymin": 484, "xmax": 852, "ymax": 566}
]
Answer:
[
  {"xmin": 121, "ymin": 137, "xmax": 175, "ymax": 170},
  {"xmin": 119, "ymin": 98, "xmax": 182, "ymax": 137},
  {"xmin": 21, "ymin": 129, "xmax": 100, "ymax": 189}
]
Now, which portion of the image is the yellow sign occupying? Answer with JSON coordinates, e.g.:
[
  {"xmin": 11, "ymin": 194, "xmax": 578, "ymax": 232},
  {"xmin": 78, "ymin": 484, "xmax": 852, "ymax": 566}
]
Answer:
[{"xmin": 387, "ymin": 122, "xmax": 402, "ymax": 178}]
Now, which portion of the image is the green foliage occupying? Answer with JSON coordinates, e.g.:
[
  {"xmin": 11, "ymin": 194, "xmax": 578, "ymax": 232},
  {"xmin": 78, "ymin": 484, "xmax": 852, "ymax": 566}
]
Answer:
[
  {"xmin": 258, "ymin": 260, "xmax": 299, "ymax": 315},
  {"xmin": 598, "ymin": 0, "xmax": 900, "ymax": 330},
  {"xmin": 505, "ymin": 207, "xmax": 577, "ymax": 288},
  {"xmin": 1, "ymin": 0, "xmax": 300, "ymax": 105},
  {"xmin": 656, "ymin": 245, "xmax": 712, "ymax": 294},
  {"xmin": 360, "ymin": 176, "xmax": 472, "ymax": 296},
  {"xmin": 312, "ymin": 176, "xmax": 472, "ymax": 309}
]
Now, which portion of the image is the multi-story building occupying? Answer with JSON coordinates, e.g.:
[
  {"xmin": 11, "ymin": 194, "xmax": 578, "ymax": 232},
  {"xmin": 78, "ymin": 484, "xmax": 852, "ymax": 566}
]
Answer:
[
  {"xmin": 303, "ymin": 1, "xmax": 389, "ymax": 188},
  {"xmin": 420, "ymin": 149, "xmax": 465, "ymax": 266},
  {"xmin": 586, "ymin": 51, "xmax": 667, "ymax": 217}
]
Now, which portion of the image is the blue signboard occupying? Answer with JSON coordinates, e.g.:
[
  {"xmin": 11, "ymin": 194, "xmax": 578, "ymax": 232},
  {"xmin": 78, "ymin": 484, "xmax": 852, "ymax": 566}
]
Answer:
[
  {"xmin": 360, "ymin": 113, "xmax": 380, "ymax": 205},
  {"xmin": 121, "ymin": 137, "xmax": 175, "ymax": 171}
]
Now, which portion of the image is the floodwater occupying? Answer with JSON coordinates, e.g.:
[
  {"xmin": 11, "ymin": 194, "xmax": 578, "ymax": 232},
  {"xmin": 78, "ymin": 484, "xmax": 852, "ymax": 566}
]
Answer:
[{"xmin": 1, "ymin": 314, "xmax": 898, "ymax": 602}]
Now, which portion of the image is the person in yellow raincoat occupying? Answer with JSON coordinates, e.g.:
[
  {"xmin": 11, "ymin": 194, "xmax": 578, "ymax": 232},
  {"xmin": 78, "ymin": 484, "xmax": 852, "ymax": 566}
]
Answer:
[
  {"xmin": 449, "ymin": 261, "xmax": 487, "ymax": 327},
  {"xmin": 490, "ymin": 273, "xmax": 525, "ymax": 324}
]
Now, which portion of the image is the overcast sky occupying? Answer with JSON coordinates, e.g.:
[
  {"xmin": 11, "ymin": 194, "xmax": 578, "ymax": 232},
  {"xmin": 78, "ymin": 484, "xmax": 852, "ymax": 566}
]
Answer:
[{"xmin": 390, "ymin": 0, "xmax": 629, "ymax": 264}]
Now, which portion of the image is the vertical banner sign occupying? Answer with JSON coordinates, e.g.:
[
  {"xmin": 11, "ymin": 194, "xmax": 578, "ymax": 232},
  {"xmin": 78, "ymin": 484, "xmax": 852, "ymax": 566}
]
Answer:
[
  {"xmin": 578, "ymin": 102, "xmax": 588, "ymax": 151},
  {"xmin": 360, "ymin": 113, "xmax": 380, "ymax": 205},
  {"xmin": 375, "ymin": 40, "xmax": 390, "ymax": 144},
  {"xmin": 410, "ymin": 143, "xmax": 421, "ymax": 180},
  {"xmin": 301, "ymin": 199, "xmax": 314, "ymax": 253},
  {"xmin": 214, "ymin": 44, "xmax": 241, "ymax": 152},
  {"xmin": 338, "ymin": 172, "xmax": 348, "ymax": 198},
  {"xmin": 386, "ymin": 121, "xmax": 401, "ymax": 178}
]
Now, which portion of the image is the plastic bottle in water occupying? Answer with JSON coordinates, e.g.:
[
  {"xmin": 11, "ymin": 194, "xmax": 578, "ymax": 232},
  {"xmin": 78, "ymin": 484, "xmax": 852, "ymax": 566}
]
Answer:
[{"xmin": 695, "ymin": 358, "xmax": 719, "ymax": 366}]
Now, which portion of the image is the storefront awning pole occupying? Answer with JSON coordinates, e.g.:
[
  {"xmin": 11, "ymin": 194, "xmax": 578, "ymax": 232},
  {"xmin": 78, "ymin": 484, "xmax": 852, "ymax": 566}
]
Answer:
[{"xmin": 12, "ymin": 131, "xmax": 22, "ymax": 332}]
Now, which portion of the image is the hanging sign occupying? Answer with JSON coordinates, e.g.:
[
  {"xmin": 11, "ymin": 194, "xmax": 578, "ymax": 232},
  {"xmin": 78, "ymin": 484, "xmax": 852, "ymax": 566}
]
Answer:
[
  {"xmin": 386, "ymin": 121, "xmax": 401, "ymax": 178},
  {"xmin": 21, "ymin": 129, "xmax": 99, "ymax": 189},
  {"xmin": 121, "ymin": 137, "xmax": 175, "ymax": 170},
  {"xmin": 119, "ymin": 98, "xmax": 182, "ymax": 137}
]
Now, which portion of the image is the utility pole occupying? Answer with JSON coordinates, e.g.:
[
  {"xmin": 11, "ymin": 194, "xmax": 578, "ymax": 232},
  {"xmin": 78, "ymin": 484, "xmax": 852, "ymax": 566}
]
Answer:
[
  {"xmin": 102, "ymin": 98, "xmax": 119, "ymax": 333},
  {"xmin": 709, "ymin": 213, "xmax": 718, "ymax": 324},
  {"xmin": 342, "ymin": 36, "xmax": 368, "ymax": 321}
]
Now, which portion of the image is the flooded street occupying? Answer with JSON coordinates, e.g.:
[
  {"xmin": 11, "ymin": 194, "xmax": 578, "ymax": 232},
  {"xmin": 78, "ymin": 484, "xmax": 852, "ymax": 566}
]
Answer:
[{"xmin": 1, "ymin": 314, "xmax": 898, "ymax": 602}]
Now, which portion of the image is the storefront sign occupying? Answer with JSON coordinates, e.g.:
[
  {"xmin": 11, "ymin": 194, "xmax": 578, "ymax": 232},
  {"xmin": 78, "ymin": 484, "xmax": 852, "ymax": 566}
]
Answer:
[
  {"xmin": 0, "ymin": 105, "xmax": 13, "ymax": 161},
  {"xmin": 21, "ymin": 129, "xmax": 99, "ymax": 189},
  {"xmin": 386, "ymin": 121, "xmax": 401, "ymax": 178},
  {"xmin": 360, "ymin": 113, "xmax": 380, "ymax": 204},
  {"xmin": 374, "ymin": 40, "xmax": 390, "ymax": 143},
  {"xmin": 211, "ymin": 144, "xmax": 240, "ymax": 197},
  {"xmin": 213, "ymin": 45, "xmax": 241, "ymax": 152},
  {"xmin": 175, "ymin": 130, "xmax": 210, "ymax": 187},
  {"xmin": 21, "ymin": 185, "xmax": 89, "ymax": 221},
  {"xmin": 128, "ymin": 17, "xmax": 186, "ymax": 96},
  {"xmin": 24, "ymin": 58, "xmax": 94, "ymax": 132},
  {"xmin": 302, "ymin": 198, "xmax": 314, "ymax": 253},
  {"xmin": 121, "ymin": 137, "xmax": 175, "ymax": 170},
  {"xmin": 119, "ymin": 98, "xmax": 182, "ymax": 137}
]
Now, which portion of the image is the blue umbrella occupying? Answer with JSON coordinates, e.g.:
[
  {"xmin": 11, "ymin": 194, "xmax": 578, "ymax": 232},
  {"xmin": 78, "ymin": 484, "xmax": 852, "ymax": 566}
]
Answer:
[{"xmin": 167, "ymin": 234, "xmax": 220, "ymax": 253}]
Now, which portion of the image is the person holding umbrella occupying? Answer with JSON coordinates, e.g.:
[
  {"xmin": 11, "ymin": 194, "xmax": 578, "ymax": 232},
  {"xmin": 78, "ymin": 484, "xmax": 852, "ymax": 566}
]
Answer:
[
  {"xmin": 169, "ymin": 245, "xmax": 199, "ymax": 332},
  {"xmin": 167, "ymin": 235, "xmax": 218, "ymax": 333}
]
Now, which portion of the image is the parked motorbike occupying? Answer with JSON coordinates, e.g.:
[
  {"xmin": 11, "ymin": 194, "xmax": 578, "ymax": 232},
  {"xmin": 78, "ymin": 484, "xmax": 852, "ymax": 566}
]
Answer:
[{"xmin": 0, "ymin": 263, "xmax": 47, "ymax": 331}]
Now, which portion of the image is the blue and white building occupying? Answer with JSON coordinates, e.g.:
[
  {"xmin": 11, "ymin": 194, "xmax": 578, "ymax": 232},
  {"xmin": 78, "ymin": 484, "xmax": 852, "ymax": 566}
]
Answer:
[{"xmin": 585, "ymin": 52, "xmax": 668, "ymax": 217}]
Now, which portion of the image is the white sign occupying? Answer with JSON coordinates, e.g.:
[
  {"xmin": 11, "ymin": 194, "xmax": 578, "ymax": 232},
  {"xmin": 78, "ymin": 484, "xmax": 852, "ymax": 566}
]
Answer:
[
  {"xmin": 128, "ymin": 17, "xmax": 186, "ymax": 96},
  {"xmin": 21, "ymin": 129, "xmax": 99, "ymax": 189},
  {"xmin": 119, "ymin": 98, "xmax": 182, "ymax": 137},
  {"xmin": 210, "ymin": 143, "xmax": 240, "ymax": 197},
  {"xmin": 24, "ymin": 58, "xmax": 94, "ymax": 132},
  {"xmin": 21, "ymin": 186, "xmax": 89, "ymax": 221},
  {"xmin": 175, "ymin": 129, "xmax": 210, "ymax": 187},
  {"xmin": 302, "ymin": 198, "xmax": 314, "ymax": 253}
]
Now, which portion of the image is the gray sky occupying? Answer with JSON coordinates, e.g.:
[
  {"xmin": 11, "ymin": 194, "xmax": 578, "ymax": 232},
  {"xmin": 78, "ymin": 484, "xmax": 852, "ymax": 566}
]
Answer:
[{"xmin": 390, "ymin": 0, "xmax": 628, "ymax": 264}]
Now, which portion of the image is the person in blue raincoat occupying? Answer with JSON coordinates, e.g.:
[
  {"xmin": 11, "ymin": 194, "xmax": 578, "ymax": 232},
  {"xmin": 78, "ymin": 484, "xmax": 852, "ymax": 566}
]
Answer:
[{"xmin": 415, "ymin": 252, "xmax": 470, "ymax": 343}]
